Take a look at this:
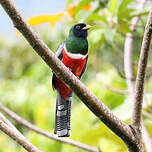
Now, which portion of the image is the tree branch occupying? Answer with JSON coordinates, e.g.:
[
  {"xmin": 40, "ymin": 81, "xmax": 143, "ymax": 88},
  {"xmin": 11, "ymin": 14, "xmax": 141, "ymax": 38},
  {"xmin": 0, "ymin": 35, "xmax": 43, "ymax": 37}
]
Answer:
[
  {"xmin": 103, "ymin": 84, "xmax": 128, "ymax": 95},
  {"xmin": 0, "ymin": 0, "xmax": 135, "ymax": 148},
  {"xmin": 132, "ymin": 8, "xmax": 152, "ymax": 128},
  {"xmin": 124, "ymin": 0, "xmax": 152, "ymax": 151},
  {"xmin": 0, "ymin": 112, "xmax": 40, "ymax": 152},
  {"xmin": 0, "ymin": 104, "xmax": 100, "ymax": 152},
  {"xmin": 129, "ymin": 7, "xmax": 152, "ymax": 152}
]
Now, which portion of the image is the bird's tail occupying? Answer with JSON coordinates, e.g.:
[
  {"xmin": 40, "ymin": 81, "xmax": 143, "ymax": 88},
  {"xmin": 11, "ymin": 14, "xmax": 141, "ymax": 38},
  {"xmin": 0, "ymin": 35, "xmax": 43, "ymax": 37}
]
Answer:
[{"xmin": 54, "ymin": 91, "xmax": 72, "ymax": 137}]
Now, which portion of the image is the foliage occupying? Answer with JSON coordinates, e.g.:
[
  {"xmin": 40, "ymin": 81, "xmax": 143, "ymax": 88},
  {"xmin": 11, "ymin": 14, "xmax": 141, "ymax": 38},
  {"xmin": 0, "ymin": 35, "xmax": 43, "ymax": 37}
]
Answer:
[{"xmin": 0, "ymin": 0, "xmax": 152, "ymax": 152}]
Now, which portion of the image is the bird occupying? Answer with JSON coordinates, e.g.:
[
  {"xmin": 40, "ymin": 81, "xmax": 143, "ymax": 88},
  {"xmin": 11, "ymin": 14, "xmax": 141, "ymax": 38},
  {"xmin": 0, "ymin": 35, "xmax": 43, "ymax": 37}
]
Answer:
[{"xmin": 52, "ymin": 23, "xmax": 91, "ymax": 137}]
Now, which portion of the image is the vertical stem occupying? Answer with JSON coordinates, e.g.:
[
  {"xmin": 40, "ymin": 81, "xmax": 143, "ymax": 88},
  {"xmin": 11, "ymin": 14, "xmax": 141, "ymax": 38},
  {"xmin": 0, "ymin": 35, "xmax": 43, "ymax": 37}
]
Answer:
[
  {"xmin": 131, "ymin": 8, "xmax": 152, "ymax": 152},
  {"xmin": 132, "ymin": 9, "xmax": 152, "ymax": 128},
  {"xmin": 124, "ymin": 1, "xmax": 152, "ymax": 151}
]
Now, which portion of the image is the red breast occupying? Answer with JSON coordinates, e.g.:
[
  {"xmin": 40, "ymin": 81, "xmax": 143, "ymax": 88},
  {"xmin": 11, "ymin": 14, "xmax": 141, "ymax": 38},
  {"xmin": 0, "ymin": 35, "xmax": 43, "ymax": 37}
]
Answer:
[{"xmin": 55, "ymin": 47, "xmax": 88, "ymax": 99}]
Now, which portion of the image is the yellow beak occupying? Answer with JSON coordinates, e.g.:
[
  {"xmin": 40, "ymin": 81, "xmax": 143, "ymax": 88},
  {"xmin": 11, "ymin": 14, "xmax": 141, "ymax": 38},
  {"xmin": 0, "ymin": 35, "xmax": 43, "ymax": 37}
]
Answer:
[{"xmin": 82, "ymin": 25, "xmax": 92, "ymax": 30}]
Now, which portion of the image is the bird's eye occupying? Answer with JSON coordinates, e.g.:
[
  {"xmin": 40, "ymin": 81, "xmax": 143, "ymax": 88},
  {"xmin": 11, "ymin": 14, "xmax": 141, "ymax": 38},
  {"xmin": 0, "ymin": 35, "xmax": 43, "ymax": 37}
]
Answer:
[{"xmin": 76, "ymin": 25, "xmax": 81, "ymax": 30}]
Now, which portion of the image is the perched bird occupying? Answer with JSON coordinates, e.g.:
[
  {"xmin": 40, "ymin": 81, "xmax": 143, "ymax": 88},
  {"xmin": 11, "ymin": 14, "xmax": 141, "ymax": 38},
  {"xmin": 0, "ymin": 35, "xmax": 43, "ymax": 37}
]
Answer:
[{"xmin": 52, "ymin": 23, "xmax": 91, "ymax": 137}]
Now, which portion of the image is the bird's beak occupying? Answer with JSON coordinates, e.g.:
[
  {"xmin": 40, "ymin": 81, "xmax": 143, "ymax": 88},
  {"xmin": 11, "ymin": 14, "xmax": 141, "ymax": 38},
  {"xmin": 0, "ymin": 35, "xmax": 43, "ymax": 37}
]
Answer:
[{"xmin": 82, "ymin": 25, "xmax": 92, "ymax": 30}]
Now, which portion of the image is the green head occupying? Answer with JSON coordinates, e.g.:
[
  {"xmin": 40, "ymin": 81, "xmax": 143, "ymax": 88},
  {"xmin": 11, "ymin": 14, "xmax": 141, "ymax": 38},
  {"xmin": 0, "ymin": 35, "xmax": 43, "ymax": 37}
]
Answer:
[{"xmin": 65, "ymin": 23, "xmax": 91, "ymax": 55}]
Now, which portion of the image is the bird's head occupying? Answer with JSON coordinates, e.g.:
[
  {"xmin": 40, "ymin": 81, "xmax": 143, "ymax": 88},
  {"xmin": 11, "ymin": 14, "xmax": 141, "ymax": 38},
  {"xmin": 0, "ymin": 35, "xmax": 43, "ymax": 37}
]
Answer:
[
  {"xmin": 70, "ymin": 23, "xmax": 92, "ymax": 38},
  {"xmin": 66, "ymin": 23, "xmax": 92, "ymax": 54}
]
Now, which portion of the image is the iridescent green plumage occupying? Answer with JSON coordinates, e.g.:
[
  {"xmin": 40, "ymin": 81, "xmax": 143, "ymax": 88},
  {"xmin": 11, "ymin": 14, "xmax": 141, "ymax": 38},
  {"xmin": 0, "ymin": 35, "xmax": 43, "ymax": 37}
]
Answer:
[{"xmin": 65, "ymin": 24, "xmax": 89, "ymax": 55}]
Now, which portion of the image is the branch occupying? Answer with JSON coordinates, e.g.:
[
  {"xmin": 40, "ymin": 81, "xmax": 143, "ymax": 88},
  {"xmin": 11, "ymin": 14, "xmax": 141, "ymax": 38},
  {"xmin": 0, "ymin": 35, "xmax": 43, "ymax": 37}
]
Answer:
[
  {"xmin": 117, "ymin": 69, "xmax": 135, "ymax": 81},
  {"xmin": 123, "ymin": 0, "xmax": 152, "ymax": 151},
  {"xmin": 132, "ymin": 8, "xmax": 152, "ymax": 128},
  {"xmin": 0, "ymin": 104, "xmax": 99, "ymax": 152},
  {"xmin": 0, "ymin": 0, "xmax": 135, "ymax": 148},
  {"xmin": 103, "ymin": 84, "xmax": 128, "ymax": 95},
  {"xmin": 127, "ymin": 7, "xmax": 152, "ymax": 152},
  {"xmin": 0, "ymin": 112, "xmax": 40, "ymax": 152},
  {"xmin": 143, "ymin": 111, "xmax": 152, "ymax": 118}
]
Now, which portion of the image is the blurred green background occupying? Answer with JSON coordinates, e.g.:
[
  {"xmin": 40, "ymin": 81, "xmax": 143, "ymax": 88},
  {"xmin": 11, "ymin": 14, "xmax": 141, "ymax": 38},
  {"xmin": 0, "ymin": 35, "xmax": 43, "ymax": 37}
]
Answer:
[{"xmin": 0, "ymin": 0, "xmax": 152, "ymax": 152}]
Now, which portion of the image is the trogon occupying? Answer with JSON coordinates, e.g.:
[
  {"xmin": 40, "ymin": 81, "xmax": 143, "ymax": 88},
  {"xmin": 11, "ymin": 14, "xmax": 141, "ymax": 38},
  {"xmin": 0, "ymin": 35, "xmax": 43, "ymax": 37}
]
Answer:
[{"xmin": 52, "ymin": 23, "xmax": 91, "ymax": 137}]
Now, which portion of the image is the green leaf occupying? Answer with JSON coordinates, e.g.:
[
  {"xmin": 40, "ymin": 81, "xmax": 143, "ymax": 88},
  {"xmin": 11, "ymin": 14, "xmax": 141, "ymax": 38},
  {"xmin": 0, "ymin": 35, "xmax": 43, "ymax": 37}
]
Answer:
[
  {"xmin": 118, "ymin": 0, "xmax": 134, "ymax": 22},
  {"xmin": 118, "ymin": 0, "xmax": 133, "ymax": 13},
  {"xmin": 85, "ymin": 13, "xmax": 108, "ymax": 24},
  {"xmin": 118, "ymin": 8, "xmax": 136, "ymax": 23},
  {"xmin": 108, "ymin": 0, "xmax": 118, "ymax": 14},
  {"xmin": 117, "ymin": 22, "xmax": 131, "ymax": 34},
  {"xmin": 129, "ymin": 10, "xmax": 149, "ymax": 19}
]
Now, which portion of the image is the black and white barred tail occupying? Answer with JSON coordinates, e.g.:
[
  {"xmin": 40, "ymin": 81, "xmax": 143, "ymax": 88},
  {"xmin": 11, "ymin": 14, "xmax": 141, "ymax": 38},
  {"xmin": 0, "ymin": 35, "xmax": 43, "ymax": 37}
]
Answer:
[{"xmin": 54, "ymin": 91, "xmax": 72, "ymax": 137}]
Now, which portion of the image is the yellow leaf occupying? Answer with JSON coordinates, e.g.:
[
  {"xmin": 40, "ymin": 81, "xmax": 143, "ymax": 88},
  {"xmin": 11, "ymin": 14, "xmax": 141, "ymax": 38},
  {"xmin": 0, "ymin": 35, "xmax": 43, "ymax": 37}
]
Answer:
[
  {"xmin": 16, "ymin": 13, "xmax": 65, "ymax": 36},
  {"xmin": 27, "ymin": 13, "xmax": 64, "ymax": 27}
]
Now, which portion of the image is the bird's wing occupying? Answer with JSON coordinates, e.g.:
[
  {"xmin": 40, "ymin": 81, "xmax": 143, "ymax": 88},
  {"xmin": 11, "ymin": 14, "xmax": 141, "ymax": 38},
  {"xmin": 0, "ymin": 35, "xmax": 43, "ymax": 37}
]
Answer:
[
  {"xmin": 79, "ymin": 56, "xmax": 88, "ymax": 79},
  {"xmin": 56, "ymin": 41, "xmax": 65, "ymax": 59},
  {"xmin": 52, "ymin": 41, "xmax": 65, "ymax": 90}
]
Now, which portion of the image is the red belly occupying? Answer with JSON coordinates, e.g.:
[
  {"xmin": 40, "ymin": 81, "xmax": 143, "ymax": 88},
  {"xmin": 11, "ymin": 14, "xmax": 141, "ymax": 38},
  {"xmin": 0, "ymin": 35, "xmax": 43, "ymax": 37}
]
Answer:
[{"xmin": 55, "ymin": 48, "xmax": 87, "ymax": 99}]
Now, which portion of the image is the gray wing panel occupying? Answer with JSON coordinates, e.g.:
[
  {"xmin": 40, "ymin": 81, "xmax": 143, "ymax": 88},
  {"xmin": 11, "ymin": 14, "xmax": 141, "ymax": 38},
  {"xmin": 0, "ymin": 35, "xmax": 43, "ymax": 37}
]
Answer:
[{"xmin": 52, "ymin": 41, "xmax": 65, "ymax": 90}]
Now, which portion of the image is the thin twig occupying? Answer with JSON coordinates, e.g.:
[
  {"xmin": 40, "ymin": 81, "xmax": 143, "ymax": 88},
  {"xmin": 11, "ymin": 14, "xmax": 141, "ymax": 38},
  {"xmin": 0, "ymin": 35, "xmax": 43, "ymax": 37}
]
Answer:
[
  {"xmin": 0, "ymin": 0, "xmax": 136, "ymax": 149},
  {"xmin": 129, "ymin": 7, "xmax": 152, "ymax": 152},
  {"xmin": 0, "ymin": 112, "xmax": 40, "ymax": 152},
  {"xmin": 0, "ymin": 104, "xmax": 99, "ymax": 152},
  {"xmin": 117, "ymin": 70, "xmax": 135, "ymax": 81},
  {"xmin": 124, "ymin": 0, "xmax": 152, "ymax": 151},
  {"xmin": 104, "ymin": 84, "xmax": 128, "ymax": 95},
  {"xmin": 143, "ymin": 111, "xmax": 152, "ymax": 118},
  {"xmin": 132, "ymin": 8, "xmax": 152, "ymax": 129}
]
